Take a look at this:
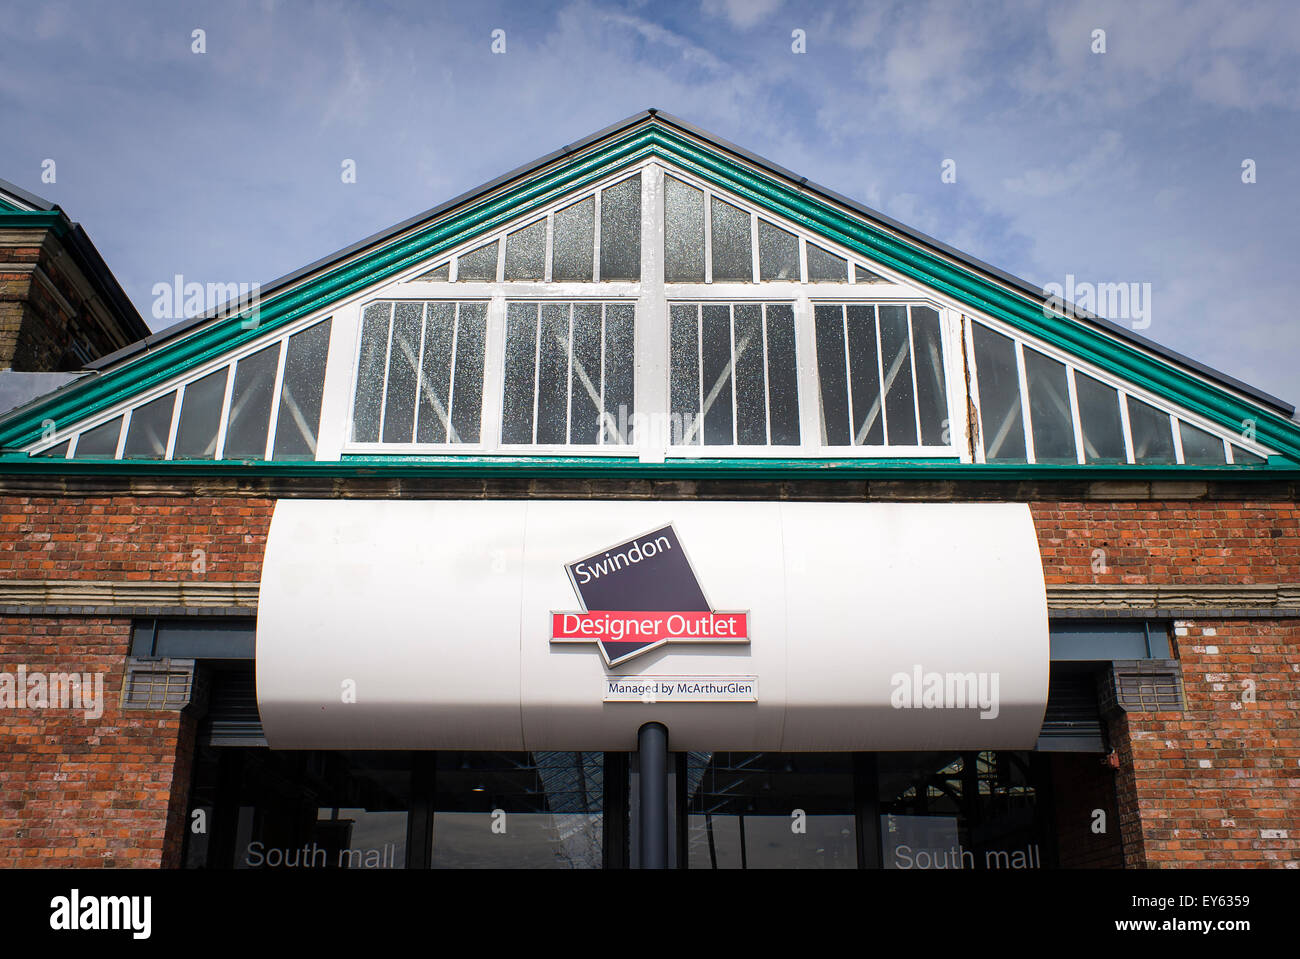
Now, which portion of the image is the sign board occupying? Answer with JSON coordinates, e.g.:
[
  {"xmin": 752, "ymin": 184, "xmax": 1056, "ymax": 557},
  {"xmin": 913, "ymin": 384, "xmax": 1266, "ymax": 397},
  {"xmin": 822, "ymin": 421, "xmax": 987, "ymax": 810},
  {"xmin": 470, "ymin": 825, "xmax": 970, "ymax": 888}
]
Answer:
[{"xmin": 256, "ymin": 500, "xmax": 1050, "ymax": 751}]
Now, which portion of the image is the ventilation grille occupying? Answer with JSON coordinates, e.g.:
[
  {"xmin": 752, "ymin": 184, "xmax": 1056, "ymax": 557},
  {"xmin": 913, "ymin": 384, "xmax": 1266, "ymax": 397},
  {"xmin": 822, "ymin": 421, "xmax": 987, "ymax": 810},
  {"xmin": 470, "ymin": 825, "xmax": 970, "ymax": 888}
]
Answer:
[
  {"xmin": 1103, "ymin": 660, "xmax": 1185, "ymax": 713},
  {"xmin": 121, "ymin": 657, "xmax": 196, "ymax": 710}
]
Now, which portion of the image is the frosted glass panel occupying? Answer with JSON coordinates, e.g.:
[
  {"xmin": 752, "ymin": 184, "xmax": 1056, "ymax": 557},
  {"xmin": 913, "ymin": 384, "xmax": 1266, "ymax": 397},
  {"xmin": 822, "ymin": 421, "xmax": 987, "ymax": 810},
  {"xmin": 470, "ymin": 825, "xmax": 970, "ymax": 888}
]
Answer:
[
  {"xmin": 910, "ymin": 306, "xmax": 948, "ymax": 447},
  {"xmin": 710, "ymin": 198, "xmax": 751, "ymax": 282},
  {"xmin": 664, "ymin": 176, "xmax": 705, "ymax": 282},
  {"xmin": 807, "ymin": 244, "xmax": 847, "ymax": 282},
  {"xmin": 552, "ymin": 198, "xmax": 594, "ymax": 282},
  {"xmin": 457, "ymin": 241, "xmax": 498, "ymax": 281},
  {"xmin": 599, "ymin": 175, "xmax": 641, "ymax": 281},
  {"xmin": 352, "ymin": 302, "xmax": 391, "ymax": 442},
  {"xmin": 758, "ymin": 220, "xmax": 798, "ymax": 281},
  {"xmin": 504, "ymin": 220, "xmax": 546, "ymax": 281}
]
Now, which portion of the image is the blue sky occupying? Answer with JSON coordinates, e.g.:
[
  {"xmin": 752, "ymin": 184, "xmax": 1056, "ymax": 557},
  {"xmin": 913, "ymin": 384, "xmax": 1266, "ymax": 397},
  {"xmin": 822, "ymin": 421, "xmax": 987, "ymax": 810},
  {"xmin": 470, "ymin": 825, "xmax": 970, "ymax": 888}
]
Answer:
[{"xmin": 3, "ymin": 0, "xmax": 1297, "ymax": 407}]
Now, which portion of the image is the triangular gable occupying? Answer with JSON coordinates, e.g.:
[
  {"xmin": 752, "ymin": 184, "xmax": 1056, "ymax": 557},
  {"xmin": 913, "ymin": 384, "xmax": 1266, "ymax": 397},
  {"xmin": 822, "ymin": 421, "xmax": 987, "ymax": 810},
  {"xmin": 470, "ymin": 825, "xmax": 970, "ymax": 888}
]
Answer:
[{"xmin": 1, "ymin": 111, "xmax": 1296, "ymax": 467}]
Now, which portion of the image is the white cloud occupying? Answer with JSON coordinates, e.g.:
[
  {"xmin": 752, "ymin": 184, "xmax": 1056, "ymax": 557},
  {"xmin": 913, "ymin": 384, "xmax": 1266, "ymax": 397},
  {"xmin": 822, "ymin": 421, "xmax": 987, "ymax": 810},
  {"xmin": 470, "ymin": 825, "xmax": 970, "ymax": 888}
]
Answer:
[{"xmin": 701, "ymin": 0, "xmax": 782, "ymax": 30}]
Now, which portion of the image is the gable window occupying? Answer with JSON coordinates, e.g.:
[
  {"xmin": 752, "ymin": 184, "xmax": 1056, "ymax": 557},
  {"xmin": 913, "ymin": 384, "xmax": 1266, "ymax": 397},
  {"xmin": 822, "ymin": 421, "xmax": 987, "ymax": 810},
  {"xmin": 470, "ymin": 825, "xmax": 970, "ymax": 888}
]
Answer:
[
  {"xmin": 967, "ymin": 317, "xmax": 1260, "ymax": 466},
  {"xmin": 668, "ymin": 303, "xmax": 799, "ymax": 447},
  {"xmin": 52, "ymin": 317, "xmax": 333, "ymax": 462},
  {"xmin": 502, "ymin": 302, "xmax": 635, "ymax": 446},
  {"xmin": 352, "ymin": 301, "xmax": 487, "ymax": 445},
  {"xmin": 815, "ymin": 304, "xmax": 948, "ymax": 448}
]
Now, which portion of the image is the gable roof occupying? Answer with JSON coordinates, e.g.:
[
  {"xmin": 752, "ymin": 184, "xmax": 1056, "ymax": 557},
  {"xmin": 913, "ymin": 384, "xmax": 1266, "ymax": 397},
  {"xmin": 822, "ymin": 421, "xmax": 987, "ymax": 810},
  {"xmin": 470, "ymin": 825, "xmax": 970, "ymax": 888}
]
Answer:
[{"xmin": 0, "ymin": 109, "xmax": 1296, "ymax": 469}]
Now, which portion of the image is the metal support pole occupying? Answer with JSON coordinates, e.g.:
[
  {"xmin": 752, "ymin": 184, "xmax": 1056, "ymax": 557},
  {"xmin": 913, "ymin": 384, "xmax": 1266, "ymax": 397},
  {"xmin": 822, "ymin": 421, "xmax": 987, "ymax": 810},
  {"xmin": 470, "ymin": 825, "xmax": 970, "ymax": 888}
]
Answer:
[{"xmin": 637, "ymin": 722, "xmax": 669, "ymax": 869}]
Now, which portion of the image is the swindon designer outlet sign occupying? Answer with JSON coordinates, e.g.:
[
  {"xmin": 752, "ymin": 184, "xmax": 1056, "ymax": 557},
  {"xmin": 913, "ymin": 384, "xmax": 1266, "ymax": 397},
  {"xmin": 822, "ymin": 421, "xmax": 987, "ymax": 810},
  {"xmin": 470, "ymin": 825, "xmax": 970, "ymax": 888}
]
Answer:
[
  {"xmin": 603, "ymin": 676, "xmax": 758, "ymax": 703},
  {"xmin": 551, "ymin": 524, "xmax": 750, "ymax": 666}
]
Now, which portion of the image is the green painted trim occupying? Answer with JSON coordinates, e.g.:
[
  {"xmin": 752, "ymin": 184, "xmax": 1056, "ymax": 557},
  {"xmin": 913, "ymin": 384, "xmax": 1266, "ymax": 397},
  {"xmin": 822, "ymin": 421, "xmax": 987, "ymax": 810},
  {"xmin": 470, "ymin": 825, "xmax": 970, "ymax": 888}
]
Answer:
[
  {"xmin": 0, "ymin": 453, "xmax": 1295, "ymax": 482},
  {"xmin": 0, "ymin": 211, "xmax": 64, "ymax": 231},
  {"xmin": 2, "ymin": 118, "xmax": 1298, "ymax": 465}
]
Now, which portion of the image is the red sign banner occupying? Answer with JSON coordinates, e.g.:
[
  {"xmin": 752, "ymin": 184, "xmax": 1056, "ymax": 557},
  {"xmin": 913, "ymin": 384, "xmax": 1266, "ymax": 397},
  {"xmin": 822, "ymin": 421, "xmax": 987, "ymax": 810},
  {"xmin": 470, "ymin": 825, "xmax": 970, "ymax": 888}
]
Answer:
[{"xmin": 552, "ymin": 611, "xmax": 748, "ymax": 645}]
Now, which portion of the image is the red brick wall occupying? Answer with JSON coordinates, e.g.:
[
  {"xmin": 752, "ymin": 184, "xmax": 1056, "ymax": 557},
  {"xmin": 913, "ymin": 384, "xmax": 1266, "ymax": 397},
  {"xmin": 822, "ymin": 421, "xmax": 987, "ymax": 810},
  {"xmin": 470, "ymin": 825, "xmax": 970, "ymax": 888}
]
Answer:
[
  {"xmin": 1108, "ymin": 619, "xmax": 1300, "ymax": 868},
  {"xmin": 0, "ymin": 616, "xmax": 194, "ymax": 867},
  {"xmin": 0, "ymin": 497, "xmax": 272, "ymax": 581},
  {"xmin": 1050, "ymin": 752, "xmax": 1125, "ymax": 868},
  {"xmin": 1031, "ymin": 502, "xmax": 1300, "ymax": 584},
  {"xmin": 0, "ymin": 493, "xmax": 1297, "ymax": 868}
]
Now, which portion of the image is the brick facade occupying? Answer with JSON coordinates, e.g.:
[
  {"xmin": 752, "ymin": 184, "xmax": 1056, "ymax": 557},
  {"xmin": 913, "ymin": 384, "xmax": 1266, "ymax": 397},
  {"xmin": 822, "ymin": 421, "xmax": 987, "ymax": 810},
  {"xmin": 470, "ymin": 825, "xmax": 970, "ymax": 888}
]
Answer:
[
  {"xmin": 0, "ymin": 489, "xmax": 1297, "ymax": 867},
  {"xmin": 0, "ymin": 228, "xmax": 147, "ymax": 371}
]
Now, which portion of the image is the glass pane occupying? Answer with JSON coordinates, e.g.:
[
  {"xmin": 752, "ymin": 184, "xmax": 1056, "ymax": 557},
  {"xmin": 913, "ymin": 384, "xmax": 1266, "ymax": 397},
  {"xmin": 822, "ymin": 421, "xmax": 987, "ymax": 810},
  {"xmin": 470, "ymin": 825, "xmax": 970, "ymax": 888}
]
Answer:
[
  {"xmin": 1075, "ymin": 373, "xmax": 1126, "ymax": 463},
  {"xmin": 710, "ymin": 197, "xmax": 752, "ymax": 282},
  {"xmin": 1232, "ymin": 445, "xmax": 1265, "ymax": 464},
  {"xmin": 701, "ymin": 304, "xmax": 734, "ymax": 444},
  {"xmin": 415, "ymin": 303, "xmax": 456, "ymax": 443},
  {"xmin": 765, "ymin": 305, "xmax": 799, "ymax": 446},
  {"xmin": 758, "ymin": 220, "xmax": 798, "ymax": 281},
  {"xmin": 664, "ymin": 176, "xmax": 705, "ymax": 282},
  {"xmin": 123, "ymin": 391, "xmax": 176, "ymax": 458},
  {"xmin": 501, "ymin": 303, "xmax": 539, "ymax": 444},
  {"xmin": 814, "ymin": 304, "xmax": 850, "ymax": 446},
  {"xmin": 602, "ymin": 304, "xmax": 635, "ymax": 444},
  {"xmin": 504, "ymin": 220, "xmax": 546, "ymax": 280},
  {"xmin": 273, "ymin": 318, "xmax": 332, "ymax": 460},
  {"xmin": 879, "ymin": 305, "xmax": 918, "ymax": 446},
  {"xmin": 173, "ymin": 367, "xmax": 229, "ymax": 459},
  {"xmin": 879, "ymin": 751, "xmax": 1046, "ymax": 871},
  {"xmin": 382, "ymin": 303, "xmax": 423, "ymax": 443},
  {"xmin": 846, "ymin": 305, "xmax": 884, "ymax": 446},
  {"xmin": 432, "ymin": 752, "xmax": 602, "ymax": 869},
  {"xmin": 34, "ymin": 440, "xmax": 68, "ymax": 458},
  {"xmin": 416, "ymin": 262, "xmax": 449, "ymax": 281},
  {"xmin": 224, "ymin": 343, "xmax": 281, "ymax": 460},
  {"xmin": 1023, "ymin": 349, "xmax": 1075, "ymax": 463},
  {"xmin": 552, "ymin": 197, "xmax": 594, "ymax": 282},
  {"xmin": 807, "ymin": 243, "xmax": 847, "ymax": 282},
  {"xmin": 685, "ymin": 753, "xmax": 857, "ymax": 869},
  {"xmin": 910, "ymin": 307, "xmax": 948, "ymax": 447},
  {"xmin": 733, "ymin": 304, "xmax": 767, "ymax": 445},
  {"xmin": 972, "ymin": 325, "xmax": 1025, "ymax": 461},
  {"xmin": 352, "ymin": 302, "xmax": 390, "ymax": 442},
  {"xmin": 74, "ymin": 416, "xmax": 122, "ymax": 458},
  {"xmin": 599, "ymin": 175, "xmax": 641, "ymax": 281},
  {"xmin": 457, "ymin": 240, "xmax": 498, "ymax": 281},
  {"xmin": 669, "ymin": 304, "xmax": 700, "ymax": 445},
  {"xmin": 536, "ymin": 303, "xmax": 570, "ymax": 444},
  {"xmin": 1127, "ymin": 396, "xmax": 1175, "ymax": 464},
  {"xmin": 855, "ymin": 264, "xmax": 887, "ymax": 283},
  {"xmin": 1179, "ymin": 421, "xmax": 1225, "ymax": 465},
  {"xmin": 450, "ymin": 302, "xmax": 487, "ymax": 443},
  {"xmin": 568, "ymin": 303, "xmax": 603, "ymax": 444}
]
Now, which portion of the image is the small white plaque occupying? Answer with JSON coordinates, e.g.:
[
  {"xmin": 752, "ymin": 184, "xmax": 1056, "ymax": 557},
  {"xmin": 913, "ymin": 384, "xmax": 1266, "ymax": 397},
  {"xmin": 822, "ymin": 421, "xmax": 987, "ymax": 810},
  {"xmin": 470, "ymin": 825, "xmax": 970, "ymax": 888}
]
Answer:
[{"xmin": 603, "ymin": 676, "xmax": 758, "ymax": 703}]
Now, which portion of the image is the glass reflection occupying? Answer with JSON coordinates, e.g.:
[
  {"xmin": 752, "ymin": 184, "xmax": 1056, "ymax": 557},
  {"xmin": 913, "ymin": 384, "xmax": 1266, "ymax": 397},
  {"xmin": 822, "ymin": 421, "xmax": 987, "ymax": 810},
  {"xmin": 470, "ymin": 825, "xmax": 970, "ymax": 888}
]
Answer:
[{"xmin": 684, "ymin": 752, "xmax": 857, "ymax": 869}]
